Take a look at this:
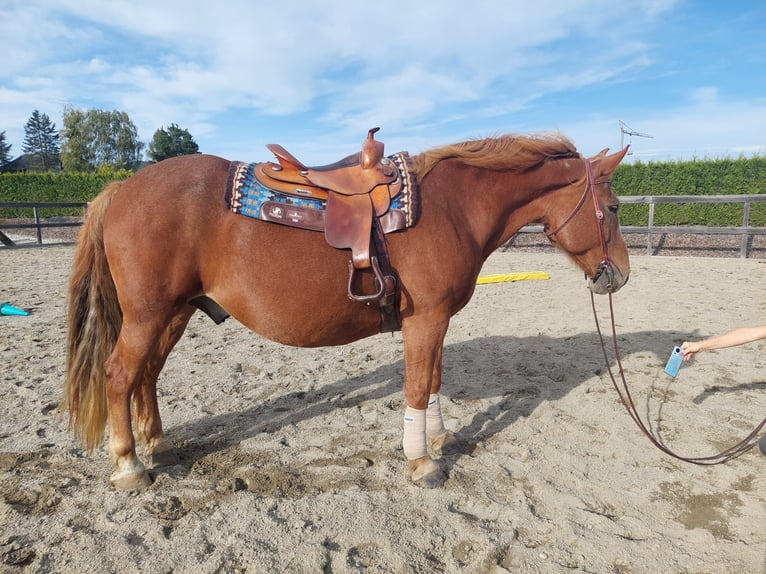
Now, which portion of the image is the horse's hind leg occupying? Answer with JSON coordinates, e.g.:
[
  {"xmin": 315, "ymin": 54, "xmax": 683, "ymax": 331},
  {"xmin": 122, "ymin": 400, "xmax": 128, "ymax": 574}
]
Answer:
[
  {"xmin": 105, "ymin": 316, "xmax": 173, "ymax": 490},
  {"xmin": 133, "ymin": 307, "xmax": 195, "ymax": 469}
]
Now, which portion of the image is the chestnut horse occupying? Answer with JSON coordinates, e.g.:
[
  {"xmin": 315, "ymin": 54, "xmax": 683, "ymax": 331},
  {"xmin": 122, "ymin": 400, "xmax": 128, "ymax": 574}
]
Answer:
[{"xmin": 62, "ymin": 133, "xmax": 630, "ymax": 490}]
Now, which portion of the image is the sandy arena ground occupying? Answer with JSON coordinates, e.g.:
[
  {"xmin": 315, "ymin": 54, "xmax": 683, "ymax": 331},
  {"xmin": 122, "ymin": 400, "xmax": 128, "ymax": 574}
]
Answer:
[{"xmin": 1, "ymin": 244, "xmax": 764, "ymax": 573}]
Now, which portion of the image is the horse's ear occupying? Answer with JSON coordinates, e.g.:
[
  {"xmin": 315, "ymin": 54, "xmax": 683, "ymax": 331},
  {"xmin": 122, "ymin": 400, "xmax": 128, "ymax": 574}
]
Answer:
[
  {"xmin": 594, "ymin": 147, "xmax": 609, "ymax": 158},
  {"xmin": 595, "ymin": 145, "xmax": 630, "ymax": 176},
  {"xmin": 613, "ymin": 145, "xmax": 630, "ymax": 164}
]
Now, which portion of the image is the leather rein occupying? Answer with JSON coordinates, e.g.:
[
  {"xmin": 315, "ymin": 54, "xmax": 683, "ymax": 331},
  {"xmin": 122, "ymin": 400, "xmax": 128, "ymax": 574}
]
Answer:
[{"xmin": 553, "ymin": 158, "xmax": 766, "ymax": 464}]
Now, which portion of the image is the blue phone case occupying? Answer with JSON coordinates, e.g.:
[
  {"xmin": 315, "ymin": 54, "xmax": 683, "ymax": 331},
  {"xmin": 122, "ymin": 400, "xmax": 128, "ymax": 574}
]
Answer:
[{"xmin": 664, "ymin": 346, "xmax": 683, "ymax": 377}]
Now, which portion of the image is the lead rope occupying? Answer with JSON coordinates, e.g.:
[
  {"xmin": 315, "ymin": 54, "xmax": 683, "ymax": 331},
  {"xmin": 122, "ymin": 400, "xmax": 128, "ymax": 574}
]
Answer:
[
  {"xmin": 590, "ymin": 271, "xmax": 766, "ymax": 465},
  {"xmin": 565, "ymin": 158, "xmax": 764, "ymax": 462}
]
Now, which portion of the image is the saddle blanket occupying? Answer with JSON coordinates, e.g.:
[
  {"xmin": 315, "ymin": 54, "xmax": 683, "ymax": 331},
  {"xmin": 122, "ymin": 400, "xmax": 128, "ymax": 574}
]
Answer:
[{"xmin": 225, "ymin": 152, "xmax": 419, "ymax": 232}]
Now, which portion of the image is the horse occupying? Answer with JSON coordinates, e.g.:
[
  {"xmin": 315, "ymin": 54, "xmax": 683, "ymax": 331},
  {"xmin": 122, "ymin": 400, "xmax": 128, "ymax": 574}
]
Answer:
[{"xmin": 61, "ymin": 132, "xmax": 630, "ymax": 491}]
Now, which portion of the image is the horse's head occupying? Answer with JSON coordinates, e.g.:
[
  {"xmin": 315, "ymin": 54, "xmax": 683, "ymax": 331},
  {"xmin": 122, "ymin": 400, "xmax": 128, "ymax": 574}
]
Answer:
[{"xmin": 544, "ymin": 147, "xmax": 630, "ymax": 294}]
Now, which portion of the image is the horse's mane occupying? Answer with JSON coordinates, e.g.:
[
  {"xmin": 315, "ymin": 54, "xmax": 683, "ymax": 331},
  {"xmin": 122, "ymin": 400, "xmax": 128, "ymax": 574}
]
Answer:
[{"xmin": 409, "ymin": 133, "xmax": 579, "ymax": 180}]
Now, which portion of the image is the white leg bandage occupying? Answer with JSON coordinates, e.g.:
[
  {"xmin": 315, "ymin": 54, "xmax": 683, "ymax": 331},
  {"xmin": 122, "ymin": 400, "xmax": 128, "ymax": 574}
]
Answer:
[
  {"xmin": 426, "ymin": 393, "xmax": 447, "ymax": 437},
  {"xmin": 402, "ymin": 406, "xmax": 428, "ymax": 460}
]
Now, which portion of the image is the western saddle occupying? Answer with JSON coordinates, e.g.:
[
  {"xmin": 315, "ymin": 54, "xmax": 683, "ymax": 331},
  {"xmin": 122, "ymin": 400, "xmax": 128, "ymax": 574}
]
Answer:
[{"xmin": 254, "ymin": 128, "xmax": 404, "ymax": 330}]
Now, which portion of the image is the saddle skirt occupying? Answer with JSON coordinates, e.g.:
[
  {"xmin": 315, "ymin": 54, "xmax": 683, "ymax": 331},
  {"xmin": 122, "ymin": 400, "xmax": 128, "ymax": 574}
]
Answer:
[{"xmin": 225, "ymin": 151, "xmax": 419, "ymax": 235}]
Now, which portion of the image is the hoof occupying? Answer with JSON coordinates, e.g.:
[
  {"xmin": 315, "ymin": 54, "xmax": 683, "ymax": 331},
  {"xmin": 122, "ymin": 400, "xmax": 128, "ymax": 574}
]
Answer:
[
  {"xmin": 758, "ymin": 435, "xmax": 766, "ymax": 457},
  {"xmin": 110, "ymin": 470, "xmax": 152, "ymax": 491},
  {"xmin": 414, "ymin": 469, "xmax": 448, "ymax": 489},
  {"xmin": 110, "ymin": 459, "xmax": 152, "ymax": 491},
  {"xmin": 408, "ymin": 457, "xmax": 447, "ymax": 489},
  {"xmin": 429, "ymin": 432, "xmax": 461, "ymax": 457},
  {"xmin": 144, "ymin": 439, "xmax": 180, "ymax": 469}
]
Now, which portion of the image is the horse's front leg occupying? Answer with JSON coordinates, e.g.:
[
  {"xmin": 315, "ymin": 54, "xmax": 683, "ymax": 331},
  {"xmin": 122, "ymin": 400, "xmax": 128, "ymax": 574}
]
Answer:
[
  {"xmin": 402, "ymin": 316, "xmax": 451, "ymax": 488},
  {"xmin": 422, "ymin": 343, "xmax": 461, "ymax": 457}
]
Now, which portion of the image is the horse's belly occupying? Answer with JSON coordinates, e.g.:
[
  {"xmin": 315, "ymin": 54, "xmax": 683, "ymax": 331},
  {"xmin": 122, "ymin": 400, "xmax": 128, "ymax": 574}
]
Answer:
[
  {"xmin": 203, "ymin": 224, "xmax": 386, "ymax": 347},
  {"xmin": 211, "ymin": 288, "xmax": 384, "ymax": 347}
]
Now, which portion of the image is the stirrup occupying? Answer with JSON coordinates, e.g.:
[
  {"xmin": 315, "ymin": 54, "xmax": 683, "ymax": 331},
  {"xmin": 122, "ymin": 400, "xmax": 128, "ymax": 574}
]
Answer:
[{"xmin": 347, "ymin": 257, "xmax": 393, "ymax": 303}]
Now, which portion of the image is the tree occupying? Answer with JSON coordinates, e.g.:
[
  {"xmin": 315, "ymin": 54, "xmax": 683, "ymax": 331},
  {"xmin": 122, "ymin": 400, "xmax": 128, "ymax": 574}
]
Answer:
[
  {"xmin": 60, "ymin": 108, "xmax": 91, "ymax": 172},
  {"xmin": 60, "ymin": 107, "xmax": 144, "ymax": 171},
  {"xmin": 148, "ymin": 124, "xmax": 199, "ymax": 162},
  {"xmin": 22, "ymin": 110, "xmax": 61, "ymax": 171},
  {"xmin": 0, "ymin": 131, "xmax": 11, "ymax": 168}
]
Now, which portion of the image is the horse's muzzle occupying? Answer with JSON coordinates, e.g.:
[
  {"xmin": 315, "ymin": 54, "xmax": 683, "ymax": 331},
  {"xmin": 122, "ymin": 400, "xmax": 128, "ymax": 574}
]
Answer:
[{"xmin": 588, "ymin": 261, "xmax": 629, "ymax": 294}]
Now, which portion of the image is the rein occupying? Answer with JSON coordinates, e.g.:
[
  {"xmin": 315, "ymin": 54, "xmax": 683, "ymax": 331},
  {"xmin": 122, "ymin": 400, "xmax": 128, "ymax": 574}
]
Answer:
[
  {"xmin": 571, "ymin": 158, "xmax": 766, "ymax": 464},
  {"xmin": 591, "ymin": 290, "xmax": 766, "ymax": 464}
]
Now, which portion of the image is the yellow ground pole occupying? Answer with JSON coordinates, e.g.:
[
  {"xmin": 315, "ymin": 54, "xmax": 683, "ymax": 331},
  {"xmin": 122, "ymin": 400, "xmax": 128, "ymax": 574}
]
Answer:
[{"xmin": 476, "ymin": 272, "xmax": 550, "ymax": 284}]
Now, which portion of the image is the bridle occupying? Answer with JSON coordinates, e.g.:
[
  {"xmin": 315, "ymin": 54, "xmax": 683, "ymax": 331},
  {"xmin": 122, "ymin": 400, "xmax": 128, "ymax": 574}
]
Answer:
[
  {"xmin": 550, "ymin": 157, "xmax": 765, "ymax": 464},
  {"xmin": 545, "ymin": 158, "xmax": 609, "ymax": 240},
  {"xmin": 545, "ymin": 158, "xmax": 614, "ymax": 287}
]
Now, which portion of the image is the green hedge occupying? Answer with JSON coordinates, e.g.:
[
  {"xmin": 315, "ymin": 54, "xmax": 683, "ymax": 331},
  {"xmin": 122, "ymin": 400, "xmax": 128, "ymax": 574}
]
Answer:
[
  {"xmin": 0, "ymin": 168, "xmax": 132, "ymax": 217},
  {"xmin": 613, "ymin": 156, "xmax": 766, "ymax": 226},
  {"xmin": 2, "ymin": 157, "xmax": 765, "ymax": 226}
]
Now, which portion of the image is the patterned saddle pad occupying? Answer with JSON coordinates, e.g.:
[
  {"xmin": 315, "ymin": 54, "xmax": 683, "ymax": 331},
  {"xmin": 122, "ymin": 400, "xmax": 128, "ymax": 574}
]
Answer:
[{"xmin": 224, "ymin": 152, "xmax": 419, "ymax": 232}]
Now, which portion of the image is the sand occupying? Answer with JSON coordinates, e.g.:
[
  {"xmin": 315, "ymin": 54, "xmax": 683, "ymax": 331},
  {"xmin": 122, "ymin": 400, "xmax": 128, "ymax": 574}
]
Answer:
[{"xmin": 1, "ymin": 244, "xmax": 764, "ymax": 573}]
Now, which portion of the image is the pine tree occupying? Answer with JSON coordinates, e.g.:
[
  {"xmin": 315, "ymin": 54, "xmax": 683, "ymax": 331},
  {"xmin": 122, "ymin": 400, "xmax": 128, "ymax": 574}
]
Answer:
[
  {"xmin": 148, "ymin": 124, "xmax": 200, "ymax": 162},
  {"xmin": 22, "ymin": 110, "xmax": 61, "ymax": 171},
  {"xmin": 0, "ymin": 131, "xmax": 11, "ymax": 168}
]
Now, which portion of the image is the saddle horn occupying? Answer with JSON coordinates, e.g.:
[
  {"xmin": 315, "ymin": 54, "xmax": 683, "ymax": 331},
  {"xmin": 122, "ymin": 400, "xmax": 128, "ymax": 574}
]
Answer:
[{"xmin": 361, "ymin": 127, "xmax": 384, "ymax": 169}]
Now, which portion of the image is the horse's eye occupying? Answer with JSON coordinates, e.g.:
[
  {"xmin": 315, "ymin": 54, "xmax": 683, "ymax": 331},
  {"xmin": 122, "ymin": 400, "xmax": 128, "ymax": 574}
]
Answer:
[{"xmin": 608, "ymin": 204, "xmax": 619, "ymax": 214}]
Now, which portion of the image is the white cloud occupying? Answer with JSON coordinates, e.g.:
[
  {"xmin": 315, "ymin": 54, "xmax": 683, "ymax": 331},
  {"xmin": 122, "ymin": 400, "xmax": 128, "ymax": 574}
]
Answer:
[
  {"xmin": 1, "ymin": 0, "xmax": 758, "ymax": 164},
  {"xmin": 689, "ymin": 87, "xmax": 719, "ymax": 106},
  {"xmin": 560, "ymin": 97, "xmax": 766, "ymax": 162}
]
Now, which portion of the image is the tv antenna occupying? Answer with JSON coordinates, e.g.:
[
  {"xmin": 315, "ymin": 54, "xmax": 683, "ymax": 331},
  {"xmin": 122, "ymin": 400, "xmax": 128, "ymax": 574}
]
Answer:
[{"xmin": 619, "ymin": 120, "xmax": 653, "ymax": 154}]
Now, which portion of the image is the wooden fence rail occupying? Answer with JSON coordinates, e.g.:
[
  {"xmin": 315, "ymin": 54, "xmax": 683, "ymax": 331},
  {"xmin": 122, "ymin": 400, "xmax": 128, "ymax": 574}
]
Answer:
[
  {"xmin": 617, "ymin": 195, "xmax": 766, "ymax": 257},
  {"xmin": 0, "ymin": 202, "xmax": 87, "ymax": 246},
  {"xmin": 2, "ymin": 196, "xmax": 766, "ymax": 256},
  {"xmin": 517, "ymin": 194, "xmax": 766, "ymax": 258}
]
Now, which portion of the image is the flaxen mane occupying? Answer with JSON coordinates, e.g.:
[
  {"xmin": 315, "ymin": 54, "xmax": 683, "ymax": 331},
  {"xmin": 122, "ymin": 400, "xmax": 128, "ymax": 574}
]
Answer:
[{"xmin": 410, "ymin": 133, "xmax": 579, "ymax": 180}]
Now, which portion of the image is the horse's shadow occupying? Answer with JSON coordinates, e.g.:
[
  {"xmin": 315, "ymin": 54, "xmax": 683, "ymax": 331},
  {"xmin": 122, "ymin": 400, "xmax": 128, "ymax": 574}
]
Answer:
[{"xmin": 158, "ymin": 328, "xmax": 709, "ymax": 480}]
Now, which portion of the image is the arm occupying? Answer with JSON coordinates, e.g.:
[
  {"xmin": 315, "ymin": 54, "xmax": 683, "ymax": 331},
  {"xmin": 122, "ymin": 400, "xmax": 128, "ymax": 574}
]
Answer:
[{"xmin": 681, "ymin": 325, "xmax": 766, "ymax": 361}]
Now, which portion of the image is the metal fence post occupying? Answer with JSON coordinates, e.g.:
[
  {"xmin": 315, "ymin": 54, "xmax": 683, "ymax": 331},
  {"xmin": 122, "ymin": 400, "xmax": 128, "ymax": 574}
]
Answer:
[
  {"xmin": 740, "ymin": 201, "xmax": 751, "ymax": 258},
  {"xmin": 33, "ymin": 206, "xmax": 42, "ymax": 244}
]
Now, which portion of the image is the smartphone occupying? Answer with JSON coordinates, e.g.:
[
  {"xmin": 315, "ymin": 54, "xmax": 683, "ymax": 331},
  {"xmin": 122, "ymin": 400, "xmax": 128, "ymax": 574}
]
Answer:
[{"xmin": 664, "ymin": 346, "xmax": 684, "ymax": 378}]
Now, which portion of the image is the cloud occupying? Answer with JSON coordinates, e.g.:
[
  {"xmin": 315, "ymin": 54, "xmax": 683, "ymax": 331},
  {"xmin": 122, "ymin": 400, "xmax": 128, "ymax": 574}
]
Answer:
[
  {"xmin": 559, "ymin": 96, "xmax": 766, "ymax": 162},
  {"xmin": 689, "ymin": 87, "xmax": 719, "ymax": 106},
  {"xmin": 3, "ymin": 0, "xmax": 761, "ymax": 164}
]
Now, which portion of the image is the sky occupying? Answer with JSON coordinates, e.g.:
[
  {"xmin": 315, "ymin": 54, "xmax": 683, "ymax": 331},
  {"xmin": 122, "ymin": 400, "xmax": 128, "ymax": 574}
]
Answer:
[{"xmin": 1, "ymin": 0, "xmax": 764, "ymax": 165}]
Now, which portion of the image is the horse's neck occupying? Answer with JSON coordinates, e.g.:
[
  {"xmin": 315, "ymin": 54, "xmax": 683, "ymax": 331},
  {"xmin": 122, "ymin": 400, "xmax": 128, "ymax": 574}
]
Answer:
[{"xmin": 427, "ymin": 162, "xmax": 550, "ymax": 254}]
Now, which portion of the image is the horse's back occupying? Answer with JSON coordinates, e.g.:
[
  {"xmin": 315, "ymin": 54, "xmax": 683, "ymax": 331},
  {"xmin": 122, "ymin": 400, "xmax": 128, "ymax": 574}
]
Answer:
[{"xmin": 112, "ymin": 154, "xmax": 230, "ymax": 214}]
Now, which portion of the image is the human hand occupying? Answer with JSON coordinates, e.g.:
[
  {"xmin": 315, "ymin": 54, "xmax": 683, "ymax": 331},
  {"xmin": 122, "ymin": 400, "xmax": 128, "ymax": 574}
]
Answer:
[{"xmin": 680, "ymin": 341, "xmax": 700, "ymax": 361}]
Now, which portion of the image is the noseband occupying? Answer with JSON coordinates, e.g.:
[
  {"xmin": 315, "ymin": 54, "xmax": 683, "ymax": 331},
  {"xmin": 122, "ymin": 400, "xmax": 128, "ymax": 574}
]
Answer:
[{"xmin": 545, "ymin": 158, "xmax": 614, "ymax": 287}]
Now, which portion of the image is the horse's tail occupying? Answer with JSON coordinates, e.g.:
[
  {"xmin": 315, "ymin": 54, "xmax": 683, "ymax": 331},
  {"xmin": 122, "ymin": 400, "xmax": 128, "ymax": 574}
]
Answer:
[{"xmin": 61, "ymin": 182, "xmax": 123, "ymax": 451}]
